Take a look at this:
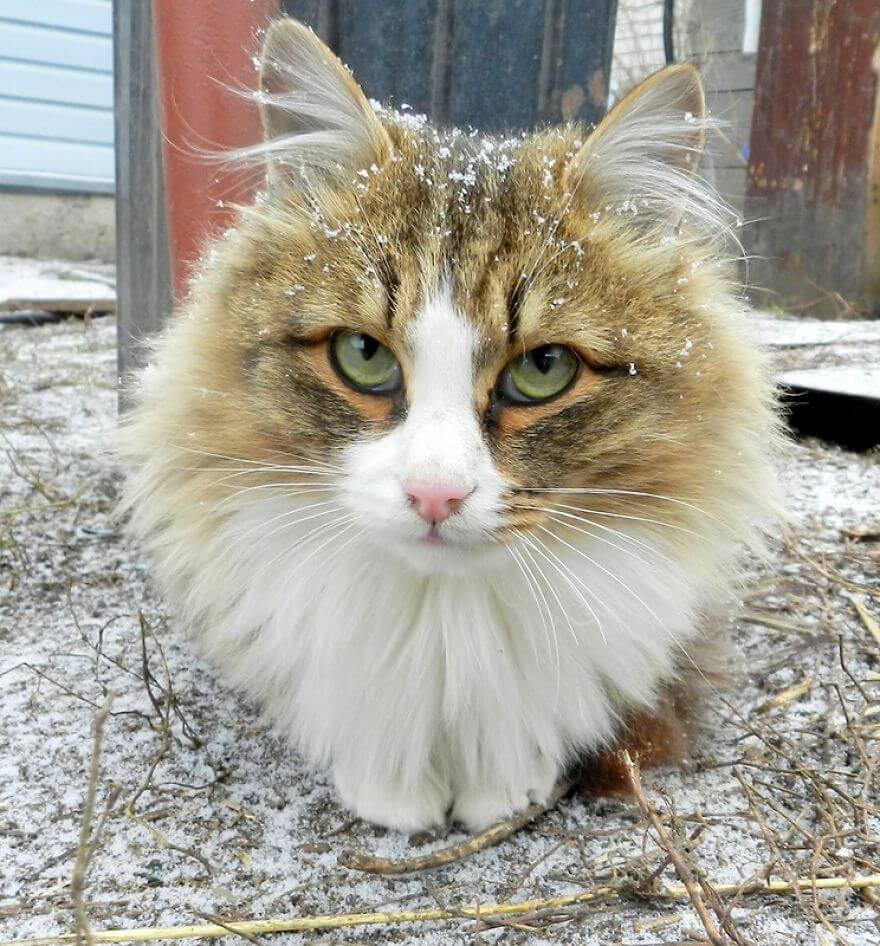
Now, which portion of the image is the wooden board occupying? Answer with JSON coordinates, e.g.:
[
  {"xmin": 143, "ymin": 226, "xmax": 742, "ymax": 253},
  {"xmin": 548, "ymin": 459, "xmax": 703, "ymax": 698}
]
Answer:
[
  {"xmin": 0, "ymin": 257, "xmax": 115, "ymax": 314},
  {"xmin": 745, "ymin": 0, "xmax": 880, "ymax": 318},
  {"xmin": 284, "ymin": 0, "xmax": 619, "ymax": 131}
]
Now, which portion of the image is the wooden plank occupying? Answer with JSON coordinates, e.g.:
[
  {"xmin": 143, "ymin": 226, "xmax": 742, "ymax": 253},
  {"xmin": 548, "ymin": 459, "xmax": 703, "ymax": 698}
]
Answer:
[
  {"xmin": 0, "ymin": 59, "xmax": 113, "ymax": 109},
  {"xmin": 113, "ymin": 0, "xmax": 171, "ymax": 388},
  {"xmin": 707, "ymin": 166, "xmax": 747, "ymax": 210},
  {"xmin": 745, "ymin": 0, "xmax": 880, "ymax": 318},
  {"xmin": 0, "ymin": 20, "xmax": 113, "ymax": 72},
  {"xmin": 152, "ymin": 0, "xmax": 278, "ymax": 301},
  {"xmin": 284, "ymin": 0, "xmax": 440, "ymax": 117},
  {"xmin": 0, "ymin": 0, "xmax": 112, "ymax": 36},
  {"xmin": 0, "ymin": 296, "xmax": 115, "ymax": 314},
  {"xmin": 284, "ymin": 0, "xmax": 618, "ymax": 131},
  {"xmin": 448, "ymin": 0, "xmax": 546, "ymax": 131},
  {"xmin": 553, "ymin": 0, "xmax": 619, "ymax": 127},
  {"xmin": 339, "ymin": 0, "xmax": 438, "ymax": 117}
]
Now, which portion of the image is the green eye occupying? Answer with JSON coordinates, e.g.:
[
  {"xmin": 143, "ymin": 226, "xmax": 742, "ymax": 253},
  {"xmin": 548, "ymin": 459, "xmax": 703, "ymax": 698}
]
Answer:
[
  {"xmin": 330, "ymin": 331, "xmax": 401, "ymax": 393},
  {"xmin": 500, "ymin": 345, "xmax": 579, "ymax": 403}
]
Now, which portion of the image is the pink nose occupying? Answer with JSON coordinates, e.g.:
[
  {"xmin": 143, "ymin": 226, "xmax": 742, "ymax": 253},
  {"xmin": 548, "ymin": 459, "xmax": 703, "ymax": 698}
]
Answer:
[{"xmin": 405, "ymin": 481, "xmax": 472, "ymax": 525}]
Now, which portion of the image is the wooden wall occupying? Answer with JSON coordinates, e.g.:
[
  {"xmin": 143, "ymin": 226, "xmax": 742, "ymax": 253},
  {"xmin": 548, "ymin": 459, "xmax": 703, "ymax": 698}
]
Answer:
[{"xmin": 745, "ymin": 0, "xmax": 880, "ymax": 317}]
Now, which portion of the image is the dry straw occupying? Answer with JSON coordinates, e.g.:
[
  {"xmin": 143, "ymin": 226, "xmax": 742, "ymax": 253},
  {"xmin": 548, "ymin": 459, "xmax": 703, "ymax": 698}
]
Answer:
[{"xmin": 5, "ymin": 874, "xmax": 880, "ymax": 946}]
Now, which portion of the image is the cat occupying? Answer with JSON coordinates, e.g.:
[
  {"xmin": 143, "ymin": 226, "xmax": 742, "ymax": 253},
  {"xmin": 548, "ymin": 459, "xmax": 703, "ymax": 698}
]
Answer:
[{"xmin": 119, "ymin": 18, "xmax": 779, "ymax": 832}]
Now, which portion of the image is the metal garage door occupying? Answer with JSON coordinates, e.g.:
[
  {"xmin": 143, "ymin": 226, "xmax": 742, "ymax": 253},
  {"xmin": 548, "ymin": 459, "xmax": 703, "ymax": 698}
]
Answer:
[{"xmin": 0, "ymin": 0, "xmax": 114, "ymax": 193}]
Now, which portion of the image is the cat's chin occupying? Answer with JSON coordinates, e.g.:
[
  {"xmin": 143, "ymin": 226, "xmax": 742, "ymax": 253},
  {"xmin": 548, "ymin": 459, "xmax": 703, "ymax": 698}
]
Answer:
[{"xmin": 372, "ymin": 533, "xmax": 509, "ymax": 576}]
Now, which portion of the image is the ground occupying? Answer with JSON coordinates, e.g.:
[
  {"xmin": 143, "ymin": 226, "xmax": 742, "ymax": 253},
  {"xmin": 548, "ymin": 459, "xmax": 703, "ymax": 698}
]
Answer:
[{"xmin": 1, "ymin": 312, "xmax": 879, "ymax": 945}]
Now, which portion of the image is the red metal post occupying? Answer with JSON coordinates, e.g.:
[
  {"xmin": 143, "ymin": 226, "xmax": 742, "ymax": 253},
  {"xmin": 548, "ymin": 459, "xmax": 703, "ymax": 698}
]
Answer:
[{"xmin": 152, "ymin": 0, "xmax": 280, "ymax": 303}]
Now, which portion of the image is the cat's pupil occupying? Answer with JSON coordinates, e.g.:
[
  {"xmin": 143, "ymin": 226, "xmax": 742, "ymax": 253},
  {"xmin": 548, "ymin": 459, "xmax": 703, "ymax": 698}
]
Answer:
[
  {"xmin": 532, "ymin": 346, "xmax": 556, "ymax": 374},
  {"xmin": 354, "ymin": 334, "xmax": 379, "ymax": 360}
]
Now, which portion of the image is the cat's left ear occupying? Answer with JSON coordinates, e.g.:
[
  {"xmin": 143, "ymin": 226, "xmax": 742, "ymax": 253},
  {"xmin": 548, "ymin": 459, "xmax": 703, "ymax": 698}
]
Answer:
[
  {"xmin": 564, "ymin": 64, "xmax": 709, "ymax": 224},
  {"xmin": 257, "ymin": 18, "xmax": 392, "ymax": 191}
]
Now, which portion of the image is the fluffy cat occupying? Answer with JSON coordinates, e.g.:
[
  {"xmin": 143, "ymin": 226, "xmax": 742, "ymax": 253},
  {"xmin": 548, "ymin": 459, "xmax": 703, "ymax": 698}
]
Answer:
[{"xmin": 120, "ymin": 19, "xmax": 779, "ymax": 831}]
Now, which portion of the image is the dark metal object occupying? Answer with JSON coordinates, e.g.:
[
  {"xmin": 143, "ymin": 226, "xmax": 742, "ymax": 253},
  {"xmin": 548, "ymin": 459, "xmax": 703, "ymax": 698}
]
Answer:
[
  {"xmin": 113, "ymin": 0, "xmax": 172, "ymax": 389},
  {"xmin": 662, "ymin": 0, "xmax": 674, "ymax": 64},
  {"xmin": 283, "ymin": 0, "xmax": 619, "ymax": 131},
  {"xmin": 782, "ymin": 385, "xmax": 880, "ymax": 453}
]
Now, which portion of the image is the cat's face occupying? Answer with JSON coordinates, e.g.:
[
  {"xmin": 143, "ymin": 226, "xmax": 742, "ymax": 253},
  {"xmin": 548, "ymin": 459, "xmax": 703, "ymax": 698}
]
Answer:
[{"xmin": 132, "ymin": 20, "xmax": 775, "ymax": 580}]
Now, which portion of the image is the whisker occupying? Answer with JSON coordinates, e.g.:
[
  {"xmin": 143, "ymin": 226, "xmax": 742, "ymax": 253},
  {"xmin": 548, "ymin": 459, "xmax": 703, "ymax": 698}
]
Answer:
[
  {"xmin": 519, "ymin": 531, "xmax": 608, "ymax": 644},
  {"xmin": 213, "ymin": 482, "xmax": 334, "ymax": 510},
  {"xmin": 169, "ymin": 443, "xmax": 344, "ymax": 474},
  {"xmin": 512, "ymin": 540, "xmax": 562, "ymax": 688},
  {"xmin": 248, "ymin": 512, "xmax": 357, "ymax": 586},
  {"xmin": 504, "ymin": 542, "xmax": 556, "ymax": 671},
  {"xmin": 519, "ymin": 501, "xmax": 700, "ymax": 538},
  {"xmin": 180, "ymin": 465, "xmax": 338, "ymax": 478},
  {"xmin": 517, "ymin": 502, "xmax": 685, "ymax": 564},
  {"xmin": 222, "ymin": 498, "xmax": 343, "ymax": 550},
  {"xmin": 542, "ymin": 505, "xmax": 681, "ymax": 568},
  {"xmin": 533, "ymin": 522, "xmax": 701, "ymax": 676},
  {"xmin": 524, "ymin": 505, "xmax": 682, "ymax": 577},
  {"xmin": 544, "ymin": 513, "xmax": 677, "ymax": 580},
  {"xmin": 516, "ymin": 487, "xmax": 732, "ymax": 533},
  {"xmin": 279, "ymin": 518, "xmax": 362, "ymax": 590}
]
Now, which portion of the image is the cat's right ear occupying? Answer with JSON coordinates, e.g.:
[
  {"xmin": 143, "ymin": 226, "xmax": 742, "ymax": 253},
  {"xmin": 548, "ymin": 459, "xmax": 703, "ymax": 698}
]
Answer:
[{"xmin": 256, "ymin": 18, "xmax": 392, "ymax": 191}]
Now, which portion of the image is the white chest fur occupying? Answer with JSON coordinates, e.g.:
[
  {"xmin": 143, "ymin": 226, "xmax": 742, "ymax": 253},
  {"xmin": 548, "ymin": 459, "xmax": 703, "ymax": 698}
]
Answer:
[{"xmin": 182, "ymin": 496, "xmax": 704, "ymax": 830}]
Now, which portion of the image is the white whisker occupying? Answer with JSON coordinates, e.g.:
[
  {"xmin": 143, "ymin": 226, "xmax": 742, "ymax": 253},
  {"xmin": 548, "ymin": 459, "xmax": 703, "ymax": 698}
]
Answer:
[
  {"xmin": 533, "ymin": 522, "xmax": 701, "ymax": 677},
  {"xmin": 518, "ymin": 499, "xmax": 701, "ymax": 538},
  {"xmin": 516, "ymin": 502, "xmax": 682, "ymax": 571},
  {"xmin": 170, "ymin": 443, "xmax": 344, "ymax": 474},
  {"xmin": 248, "ymin": 511, "xmax": 356, "ymax": 586},
  {"xmin": 519, "ymin": 530, "xmax": 608, "ymax": 644},
  {"xmin": 213, "ymin": 481, "xmax": 333, "ymax": 510},
  {"xmin": 512, "ymin": 540, "xmax": 562, "ymax": 688},
  {"xmin": 504, "ymin": 542, "xmax": 555, "ymax": 670},
  {"xmin": 516, "ymin": 487, "xmax": 731, "ymax": 532}
]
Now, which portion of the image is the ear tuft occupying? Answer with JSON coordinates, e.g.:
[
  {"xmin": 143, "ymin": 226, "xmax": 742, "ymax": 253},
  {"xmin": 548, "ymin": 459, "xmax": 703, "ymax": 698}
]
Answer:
[
  {"xmin": 565, "ymin": 64, "xmax": 727, "ymax": 235},
  {"xmin": 253, "ymin": 18, "xmax": 391, "ymax": 190}
]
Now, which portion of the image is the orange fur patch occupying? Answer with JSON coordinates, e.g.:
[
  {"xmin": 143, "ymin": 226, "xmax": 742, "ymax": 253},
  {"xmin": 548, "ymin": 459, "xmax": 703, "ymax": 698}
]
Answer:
[{"xmin": 578, "ymin": 694, "xmax": 691, "ymax": 797}]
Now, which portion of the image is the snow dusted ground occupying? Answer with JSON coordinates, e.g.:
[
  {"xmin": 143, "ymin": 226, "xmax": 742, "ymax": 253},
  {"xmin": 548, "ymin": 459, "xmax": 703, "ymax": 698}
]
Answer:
[{"xmin": 1, "ymin": 312, "xmax": 879, "ymax": 945}]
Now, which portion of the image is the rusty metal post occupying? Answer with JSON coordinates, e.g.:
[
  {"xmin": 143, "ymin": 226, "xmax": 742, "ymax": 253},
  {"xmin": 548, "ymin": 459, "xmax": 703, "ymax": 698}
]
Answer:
[{"xmin": 152, "ymin": 0, "xmax": 279, "ymax": 303}]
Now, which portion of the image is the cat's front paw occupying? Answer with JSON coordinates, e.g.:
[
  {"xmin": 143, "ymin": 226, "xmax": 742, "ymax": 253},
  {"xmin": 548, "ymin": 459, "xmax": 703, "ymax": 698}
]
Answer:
[
  {"xmin": 334, "ymin": 764, "xmax": 452, "ymax": 832},
  {"xmin": 452, "ymin": 760, "xmax": 559, "ymax": 830},
  {"xmin": 452, "ymin": 785, "xmax": 529, "ymax": 830}
]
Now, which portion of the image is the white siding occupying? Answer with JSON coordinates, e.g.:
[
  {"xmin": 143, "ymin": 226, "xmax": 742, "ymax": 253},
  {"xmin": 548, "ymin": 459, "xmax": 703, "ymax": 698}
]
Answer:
[{"xmin": 0, "ymin": 0, "xmax": 114, "ymax": 193}]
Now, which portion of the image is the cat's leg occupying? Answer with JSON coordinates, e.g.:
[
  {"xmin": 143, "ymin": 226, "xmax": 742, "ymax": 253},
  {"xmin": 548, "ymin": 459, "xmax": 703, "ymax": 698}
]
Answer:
[
  {"xmin": 333, "ymin": 758, "xmax": 452, "ymax": 832},
  {"xmin": 451, "ymin": 751, "xmax": 560, "ymax": 830}
]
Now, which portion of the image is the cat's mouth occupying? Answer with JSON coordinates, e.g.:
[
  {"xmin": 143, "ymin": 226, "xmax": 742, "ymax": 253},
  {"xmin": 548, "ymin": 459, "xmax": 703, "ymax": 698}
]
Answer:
[{"xmin": 423, "ymin": 526, "xmax": 445, "ymax": 544}]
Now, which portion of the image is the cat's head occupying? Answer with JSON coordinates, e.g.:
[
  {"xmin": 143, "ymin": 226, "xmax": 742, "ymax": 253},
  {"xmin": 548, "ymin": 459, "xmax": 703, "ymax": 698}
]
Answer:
[{"xmin": 125, "ymin": 19, "xmax": 777, "ymax": 582}]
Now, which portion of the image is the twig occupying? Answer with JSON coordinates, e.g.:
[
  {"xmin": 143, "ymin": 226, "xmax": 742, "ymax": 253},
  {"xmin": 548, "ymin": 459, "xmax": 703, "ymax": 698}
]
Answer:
[
  {"xmin": 621, "ymin": 751, "xmax": 732, "ymax": 946},
  {"xmin": 70, "ymin": 694, "xmax": 115, "ymax": 946},
  {"xmin": 339, "ymin": 775, "xmax": 577, "ymax": 874},
  {"xmin": 753, "ymin": 676, "xmax": 813, "ymax": 715},
  {"xmin": 852, "ymin": 598, "xmax": 880, "ymax": 649},
  {"xmin": 190, "ymin": 912, "xmax": 266, "ymax": 946},
  {"xmin": 5, "ymin": 876, "xmax": 880, "ymax": 946}
]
